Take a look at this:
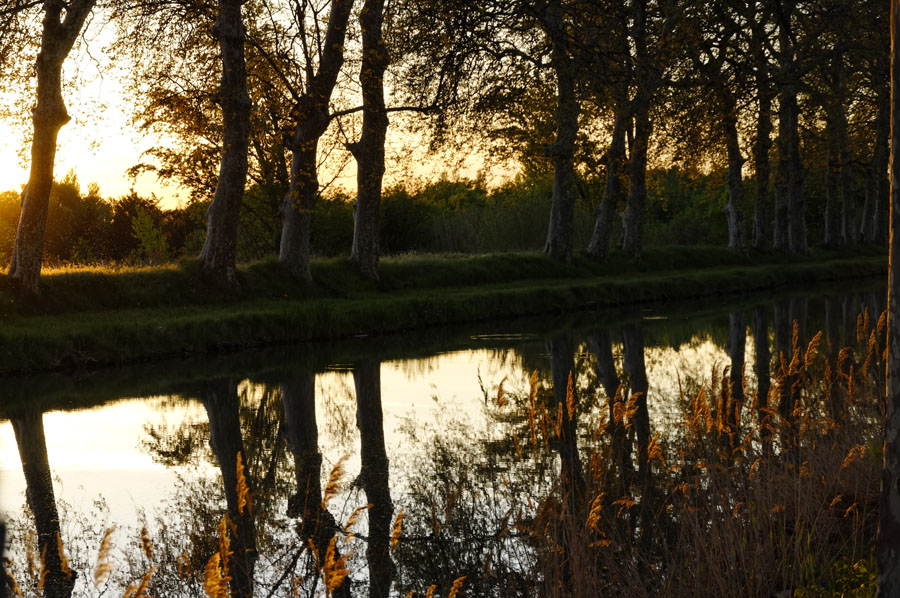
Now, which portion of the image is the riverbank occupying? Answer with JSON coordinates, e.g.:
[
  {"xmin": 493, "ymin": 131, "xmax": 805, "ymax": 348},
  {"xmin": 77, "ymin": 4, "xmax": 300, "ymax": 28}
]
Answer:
[{"xmin": 0, "ymin": 246, "xmax": 886, "ymax": 374}]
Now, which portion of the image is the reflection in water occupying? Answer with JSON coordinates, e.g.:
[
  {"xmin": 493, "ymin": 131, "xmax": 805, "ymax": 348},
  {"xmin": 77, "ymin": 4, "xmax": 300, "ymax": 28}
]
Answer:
[
  {"xmin": 0, "ymin": 287, "xmax": 887, "ymax": 596},
  {"xmin": 199, "ymin": 380, "xmax": 258, "ymax": 598},
  {"xmin": 11, "ymin": 411, "xmax": 76, "ymax": 597},
  {"xmin": 281, "ymin": 369, "xmax": 350, "ymax": 598},
  {"xmin": 352, "ymin": 360, "xmax": 395, "ymax": 598}
]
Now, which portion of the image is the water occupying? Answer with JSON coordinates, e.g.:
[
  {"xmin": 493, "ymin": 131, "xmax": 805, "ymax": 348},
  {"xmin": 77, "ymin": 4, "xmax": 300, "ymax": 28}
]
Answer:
[{"xmin": 0, "ymin": 280, "xmax": 885, "ymax": 596}]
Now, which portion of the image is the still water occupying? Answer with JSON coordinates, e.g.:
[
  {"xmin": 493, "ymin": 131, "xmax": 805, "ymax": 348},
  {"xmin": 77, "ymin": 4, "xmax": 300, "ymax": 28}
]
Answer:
[{"xmin": 0, "ymin": 280, "xmax": 885, "ymax": 597}]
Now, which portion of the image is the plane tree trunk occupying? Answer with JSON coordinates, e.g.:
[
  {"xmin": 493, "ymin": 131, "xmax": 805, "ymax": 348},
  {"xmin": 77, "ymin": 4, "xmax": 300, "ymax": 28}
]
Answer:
[
  {"xmin": 620, "ymin": 0, "xmax": 650, "ymax": 259},
  {"xmin": 279, "ymin": 0, "xmax": 353, "ymax": 282},
  {"xmin": 543, "ymin": 0, "xmax": 579, "ymax": 262},
  {"xmin": 877, "ymin": 2, "xmax": 900, "ymax": 592},
  {"xmin": 865, "ymin": 85, "xmax": 890, "ymax": 245},
  {"xmin": 723, "ymin": 96, "xmax": 747, "ymax": 254},
  {"xmin": 587, "ymin": 92, "xmax": 628, "ymax": 260},
  {"xmin": 198, "ymin": 0, "xmax": 252, "ymax": 289},
  {"xmin": 8, "ymin": 0, "xmax": 95, "ymax": 295},
  {"xmin": 350, "ymin": 0, "xmax": 389, "ymax": 281}
]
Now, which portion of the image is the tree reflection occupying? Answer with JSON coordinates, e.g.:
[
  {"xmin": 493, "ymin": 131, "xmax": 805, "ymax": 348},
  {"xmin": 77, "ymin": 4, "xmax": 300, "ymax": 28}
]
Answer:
[
  {"xmin": 352, "ymin": 360, "xmax": 394, "ymax": 598},
  {"xmin": 198, "ymin": 380, "xmax": 258, "ymax": 598},
  {"xmin": 281, "ymin": 369, "xmax": 351, "ymax": 598},
  {"xmin": 11, "ymin": 411, "xmax": 76, "ymax": 598}
]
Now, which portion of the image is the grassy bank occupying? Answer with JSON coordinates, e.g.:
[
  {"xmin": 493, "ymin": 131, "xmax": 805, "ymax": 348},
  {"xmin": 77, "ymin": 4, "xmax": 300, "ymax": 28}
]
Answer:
[{"xmin": 0, "ymin": 246, "xmax": 886, "ymax": 374}]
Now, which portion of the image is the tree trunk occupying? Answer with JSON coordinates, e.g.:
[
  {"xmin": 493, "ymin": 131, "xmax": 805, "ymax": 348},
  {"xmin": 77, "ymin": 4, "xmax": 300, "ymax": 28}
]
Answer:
[
  {"xmin": 723, "ymin": 101, "xmax": 747, "ymax": 254},
  {"xmin": 878, "ymin": 2, "xmax": 900, "ymax": 592},
  {"xmin": 824, "ymin": 104, "xmax": 843, "ymax": 247},
  {"xmin": 8, "ymin": 0, "xmax": 95, "ymax": 295},
  {"xmin": 838, "ymin": 101, "xmax": 855, "ymax": 245},
  {"xmin": 622, "ymin": 105, "xmax": 650, "ymax": 258},
  {"xmin": 353, "ymin": 360, "xmax": 395, "ymax": 598},
  {"xmin": 543, "ymin": 1, "xmax": 579, "ymax": 262},
  {"xmin": 774, "ymin": 1, "xmax": 806, "ymax": 254},
  {"xmin": 12, "ymin": 412, "xmax": 76, "ymax": 598},
  {"xmin": 773, "ymin": 125, "xmax": 790, "ymax": 251},
  {"xmin": 198, "ymin": 0, "xmax": 252, "ymax": 289},
  {"xmin": 278, "ymin": 0, "xmax": 353, "ymax": 282},
  {"xmin": 350, "ymin": 0, "xmax": 389, "ymax": 280},
  {"xmin": 752, "ymin": 35, "xmax": 773, "ymax": 251},
  {"xmin": 587, "ymin": 94, "xmax": 628, "ymax": 259},
  {"xmin": 200, "ymin": 381, "xmax": 257, "ymax": 598},
  {"xmin": 866, "ymin": 84, "xmax": 890, "ymax": 245}
]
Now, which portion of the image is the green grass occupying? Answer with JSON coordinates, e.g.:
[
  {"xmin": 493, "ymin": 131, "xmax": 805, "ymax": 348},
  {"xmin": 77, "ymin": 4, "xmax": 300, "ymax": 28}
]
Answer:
[{"xmin": 0, "ymin": 246, "xmax": 887, "ymax": 374}]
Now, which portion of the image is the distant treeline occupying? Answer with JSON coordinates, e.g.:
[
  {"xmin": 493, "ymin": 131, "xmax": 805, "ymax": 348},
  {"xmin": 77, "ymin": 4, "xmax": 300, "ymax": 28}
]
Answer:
[{"xmin": 0, "ymin": 165, "xmax": 849, "ymax": 267}]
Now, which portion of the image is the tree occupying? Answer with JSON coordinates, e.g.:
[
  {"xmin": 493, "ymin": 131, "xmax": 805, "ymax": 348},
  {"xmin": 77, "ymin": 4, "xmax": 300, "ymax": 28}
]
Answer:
[
  {"xmin": 878, "ymin": 1, "xmax": 900, "ymax": 592},
  {"xmin": 7, "ymin": 0, "xmax": 96, "ymax": 294},
  {"xmin": 278, "ymin": 0, "xmax": 354, "ymax": 282},
  {"xmin": 198, "ymin": 0, "xmax": 253, "ymax": 288},
  {"xmin": 349, "ymin": 0, "xmax": 390, "ymax": 280}
]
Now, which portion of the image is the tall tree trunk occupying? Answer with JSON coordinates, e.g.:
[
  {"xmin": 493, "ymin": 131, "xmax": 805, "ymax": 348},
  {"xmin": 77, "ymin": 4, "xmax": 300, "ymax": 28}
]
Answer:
[
  {"xmin": 621, "ymin": 0, "xmax": 650, "ymax": 258},
  {"xmin": 775, "ymin": 0, "xmax": 806, "ymax": 255},
  {"xmin": 198, "ymin": 0, "xmax": 252, "ymax": 289},
  {"xmin": 773, "ymin": 125, "xmax": 790, "ymax": 251},
  {"xmin": 621, "ymin": 105, "xmax": 650, "ymax": 258},
  {"xmin": 353, "ymin": 360, "xmax": 395, "ymax": 598},
  {"xmin": 587, "ymin": 94, "xmax": 628, "ymax": 259},
  {"xmin": 752, "ymin": 32, "xmax": 773, "ymax": 251},
  {"xmin": 878, "ymin": 2, "xmax": 900, "ymax": 592},
  {"xmin": 8, "ymin": 0, "xmax": 95, "ymax": 295},
  {"xmin": 200, "ymin": 381, "xmax": 257, "ymax": 598},
  {"xmin": 278, "ymin": 0, "xmax": 353, "ymax": 282},
  {"xmin": 350, "ymin": 0, "xmax": 389, "ymax": 280},
  {"xmin": 12, "ymin": 412, "xmax": 76, "ymax": 598},
  {"xmin": 723, "ymin": 99, "xmax": 747, "ymax": 254},
  {"xmin": 838, "ymin": 100, "xmax": 855, "ymax": 245},
  {"xmin": 543, "ymin": 1, "xmax": 579, "ymax": 262},
  {"xmin": 866, "ymin": 84, "xmax": 890, "ymax": 245},
  {"xmin": 824, "ymin": 104, "xmax": 843, "ymax": 247}
]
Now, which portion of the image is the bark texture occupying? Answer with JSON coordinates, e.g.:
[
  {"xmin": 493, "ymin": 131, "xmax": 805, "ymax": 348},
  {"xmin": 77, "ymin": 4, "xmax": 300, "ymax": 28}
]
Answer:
[
  {"xmin": 279, "ymin": 0, "xmax": 353, "ymax": 281},
  {"xmin": 198, "ymin": 0, "xmax": 252, "ymax": 288},
  {"xmin": 878, "ymin": 2, "xmax": 900, "ymax": 592},
  {"xmin": 353, "ymin": 360, "xmax": 395, "ymax": 598},
  {"xmin": 200, "ymin": 381, "xmax": 257, "ymax": 598},
  {"xmin": 723, "ymin": 101, "xmax": 747, "ymax": 254},
  {"xmin": 8, "ymin": 0, "xmax": 95, "ymax": 295},
  {"xmin": 751, "ymin": 19, "xmax": 773, "ymax": 251},
  {"xmin": 543, "ymin": 0, "xmax": 579, "ymax": 262},
  {"xmin": 350, "ymin": 0, "xmax": 389, "ymax": 280},
  {"xmin": 865, "ymin": 85, "xmax": 890, "ymax": 245},
  {"xmin": 587, "ymin": 94, "xmax": 628, "ymax": 259},
  {"xmin": 12, "ymin": 411, "xmax": 76, "ymax": 598},
  {"xmin": 776, "ymin": 1, "xmax": 807, "ymax": 255},
  {"xmin": 620, "ymin": 0, "xmax": 650, "ymax": 259}
]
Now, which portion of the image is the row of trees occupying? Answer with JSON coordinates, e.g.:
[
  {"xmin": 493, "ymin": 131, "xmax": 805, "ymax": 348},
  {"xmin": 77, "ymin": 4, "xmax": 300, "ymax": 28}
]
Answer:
[{"xmin": 0, "ymin": 0, "xmax": 891, "ymax": 293}]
